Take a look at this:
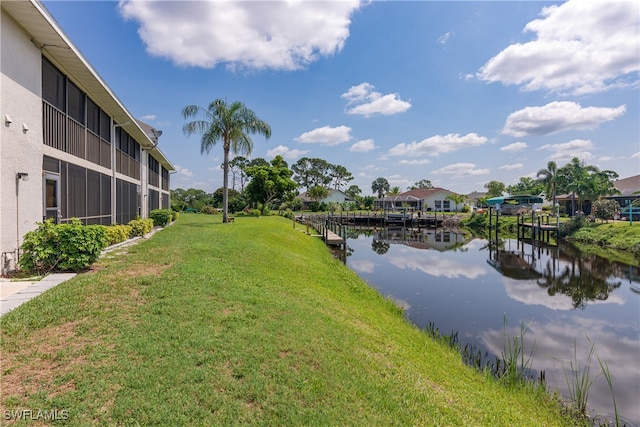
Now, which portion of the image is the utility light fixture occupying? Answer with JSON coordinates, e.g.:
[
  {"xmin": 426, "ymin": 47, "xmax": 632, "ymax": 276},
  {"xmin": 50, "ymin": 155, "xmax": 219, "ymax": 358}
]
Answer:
[{"xmin": 16, "ymin": 172, "xmax": 28, "ymax": 181}]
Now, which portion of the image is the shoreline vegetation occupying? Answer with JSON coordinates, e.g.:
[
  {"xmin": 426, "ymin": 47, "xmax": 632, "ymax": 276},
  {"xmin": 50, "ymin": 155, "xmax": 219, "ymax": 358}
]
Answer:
[{"xmin": 0, "ymin": 214, "xmax": 587, "ymax": 426}]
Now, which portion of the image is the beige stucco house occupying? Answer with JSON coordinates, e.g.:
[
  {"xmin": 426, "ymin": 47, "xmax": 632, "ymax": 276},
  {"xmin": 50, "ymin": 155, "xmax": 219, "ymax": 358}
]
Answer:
[{"xmin": 1, "ymin": 0, "xmax": 174, "ymax": 274}]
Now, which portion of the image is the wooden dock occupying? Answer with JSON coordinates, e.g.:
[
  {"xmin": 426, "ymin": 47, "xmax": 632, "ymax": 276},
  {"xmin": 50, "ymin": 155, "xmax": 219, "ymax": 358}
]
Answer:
[
  {"xmin": 296, "ymin": 215, "xmax": 346, "ymax": 249},
  {"xmin": 516, "ymin": 213, "xmax": 559, "ymax": 243},
  {"xmin": 324, "ymin": 229, "xmax": 345, "ymax": 247}
]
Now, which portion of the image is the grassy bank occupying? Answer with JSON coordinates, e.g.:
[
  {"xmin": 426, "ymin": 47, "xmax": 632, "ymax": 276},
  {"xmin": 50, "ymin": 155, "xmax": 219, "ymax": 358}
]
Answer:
[
  {"xmin": 565, "ymin": 221, "xmax": 640, "ymax": 264},
  {"xmin": 1, "ymin": 214, "xmax": 582, "ymax": 426}
]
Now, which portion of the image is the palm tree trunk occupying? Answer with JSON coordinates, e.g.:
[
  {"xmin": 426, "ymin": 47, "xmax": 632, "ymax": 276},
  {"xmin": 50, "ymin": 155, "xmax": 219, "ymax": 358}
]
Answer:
[{"xmin": 222, "ymin": 147, "xmax": 230, "ymax": 223}]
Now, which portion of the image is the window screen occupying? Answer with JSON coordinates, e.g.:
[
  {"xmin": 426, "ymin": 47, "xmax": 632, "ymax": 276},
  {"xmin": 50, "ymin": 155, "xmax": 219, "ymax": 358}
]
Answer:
[
  {"xmin": 42, "ymin": 58, "xmax": 65, "ymax": 111},
  {"xmin": 87, "ymin": 98, "xmax": 100, "ymax": 134},
  {"xmin": 67, "ymin": 80, "xmax": 85, "ymax": 124},
  {"xmin": 87, "ymin": 170, "xmax": 101, "ymax": 217}
]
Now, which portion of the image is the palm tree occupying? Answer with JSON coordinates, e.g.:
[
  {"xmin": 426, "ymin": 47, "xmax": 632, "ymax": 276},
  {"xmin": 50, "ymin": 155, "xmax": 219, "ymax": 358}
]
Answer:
[
  {"xmin": 446, "ymin": 193, "xmax": 467, "ymax": 212},
  {"xmin": 537, "ymin": 161, "xmax": 557, "ymax": 215},
  {"xmin": 388, "ymin": 186, "xmax": 401, "ymax": 196},
  {"xmin": 372, "ymin": 177, "xmax": 390, "ymax": 198},
  {"xmin": 182, "ymin": 99, "xmax": 271, "ymax": 223}
]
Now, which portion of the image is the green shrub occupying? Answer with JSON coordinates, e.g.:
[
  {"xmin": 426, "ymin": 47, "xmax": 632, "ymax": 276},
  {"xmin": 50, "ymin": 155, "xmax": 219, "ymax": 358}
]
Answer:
[
  {"xmin": 282, "ymin": 209, "xmax": 294, "ymax": 220},
  {"xmin": 557, "ymin": 216, "xmax": 586, "ymax": 238},
  {"xmin": 19, "ymin": 219, "xmax": 107, "ymax": 274},
  {"xmin": 104, "ymin": 225, "xmax": 132, "ymax": 246},
  {"xmin": 460, "ymin": 212, "xmax": 488, "ymax": 228},
  {"xmin": 249, "ymin": 209, "xmax": 261, "ymax": 217},
  {"xmin": 171, "ymin": 210, "xmax": 180, "ymax": 222},
  {"xmin": 201, "ymin": 206, "xmax": 219, "ymax": 215},
  {"xmin": 591, "ymin": 199, "xmax": 620, "ymax": 223},
  {"xmin": 128, "ymin": 218, "xmax": 154, "ymax": 237},
  {"xmin": 150, "ymin": 209, "xmax": 172, "ymax": 227}
]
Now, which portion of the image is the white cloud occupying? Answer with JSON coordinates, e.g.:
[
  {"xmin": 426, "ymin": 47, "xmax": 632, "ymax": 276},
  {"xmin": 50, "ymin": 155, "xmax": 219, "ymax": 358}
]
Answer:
[
  {"xmin": 500, "ymin": 142, "xmax": 528, "ymax": 152},
  {"xmin": 389, "ymin": 253, "xmax": 487, "ymax": 279},
  {"xmin": 499, "ymin": 163, "xmax": 524, "ymax": 171},
  {"xmin": 350, "ymin": 259, "xmax": 375, "ymax": 274},
  {"xmin": 631, "ymin": 152, "xmax": 640, "ymax": 159},
  {"xmin": 431, "ymin": 163, "xmax": 490, "ymax": 176},
  {"xmin": 140, "ymin": 114, "xmax": 157, "ymax": 121},
  {"xmin": 539, "ymin": 139, "xmax": 594, "ymax": 163},
  {"xmin": 349, "ymin": 139, "xmax": 376, "ymax": 153},
  {"xmin": 174, "ymin": 164, "xmax": 194, "ymax": 179},
  {"xmin": 437, "ymin": 31, "xmax": 454, "ymax": 45},
  {"xmin": 477, "ymin": 0, "xmax": 640, "ymax": 95},
  {"xmin": 388, "ymin": 133, "xmax": 488, "ymax": 157},
  {"xmin": 294, "ymin": 125, "xmax": 352, "ymax": 146},
  {"xmin": 502, "ymin": 102, "xmax": 626, "ymax": 137},
  {"xmin": 341, "ymin": 82, "xmax": 411, "ymax": 117},
  {"xmin": 118, "ymin": 1, "xmax": 361, "ymax": 71},
  {"xmin": 266, "ymin": 145, "xmax": 308, "ymax": 160},
  {"xmin": 399, "ymin": 159, "xmax": 431, "ymax": 166}
]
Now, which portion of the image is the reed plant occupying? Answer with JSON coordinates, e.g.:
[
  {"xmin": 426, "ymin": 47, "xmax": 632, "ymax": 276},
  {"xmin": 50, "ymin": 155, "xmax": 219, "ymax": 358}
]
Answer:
[
  {"xmin": 562, "ymin": 337, "xmax": 601, "ymax": 419},
  {"xmin": 501, "ymin": 315, "xmax": 538, "ymax": 387},
  {"xmin": 596, "ymin": 351, "xmax": 620, "ymax": 427}
]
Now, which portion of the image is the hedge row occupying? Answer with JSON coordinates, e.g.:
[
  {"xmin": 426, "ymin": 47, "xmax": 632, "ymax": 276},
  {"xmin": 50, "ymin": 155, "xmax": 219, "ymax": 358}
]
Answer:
[{"xmin": 19, "ymin": 209, "xmax": 177, "ymax": 274}]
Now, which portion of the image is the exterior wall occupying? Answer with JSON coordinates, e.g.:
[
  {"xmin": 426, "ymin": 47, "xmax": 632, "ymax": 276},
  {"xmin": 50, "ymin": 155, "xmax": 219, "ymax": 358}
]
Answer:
[
  {"xmin": 1, "ymin": 10, "xmax": 44, "ymax": 272},
  {"xmin": 323, "ymin": 190, "xmax": 353, "ymax": 204},
  {"xmin": 1, "ymin": 4, "xmax": 174, "ymax": 274},
  {"xmin": 422, "ymin": 191, "xmax": 461, "ymax": 212}
]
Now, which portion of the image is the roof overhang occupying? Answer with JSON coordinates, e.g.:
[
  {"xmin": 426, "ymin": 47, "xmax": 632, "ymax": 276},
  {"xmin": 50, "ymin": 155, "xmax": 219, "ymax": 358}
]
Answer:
[{"xmin": 2, "ymin": 0, "xmax": 174, "ymax": 171}]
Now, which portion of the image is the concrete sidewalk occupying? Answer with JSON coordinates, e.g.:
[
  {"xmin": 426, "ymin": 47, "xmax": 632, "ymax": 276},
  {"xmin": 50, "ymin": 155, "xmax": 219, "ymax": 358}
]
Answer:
[
  {"xmin": 0, "ymin": 273, "xmax": 77, "ymax": 316},
  {"xmin": 0, "ymin": 225, "xmax": 166, "ymax": 317}
]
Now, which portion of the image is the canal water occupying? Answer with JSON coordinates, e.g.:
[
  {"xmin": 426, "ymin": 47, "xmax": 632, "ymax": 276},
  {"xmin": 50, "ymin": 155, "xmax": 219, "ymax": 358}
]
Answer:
[{"xmin": 343, "ymin": 227, "xmax": 640, "ymax": 425}]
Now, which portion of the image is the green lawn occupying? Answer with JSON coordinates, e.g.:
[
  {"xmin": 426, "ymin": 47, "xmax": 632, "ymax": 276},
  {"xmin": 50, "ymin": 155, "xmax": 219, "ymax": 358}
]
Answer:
[{"xmin": 0, "ymin": 214, "xmax": 584, "ymax": 426}]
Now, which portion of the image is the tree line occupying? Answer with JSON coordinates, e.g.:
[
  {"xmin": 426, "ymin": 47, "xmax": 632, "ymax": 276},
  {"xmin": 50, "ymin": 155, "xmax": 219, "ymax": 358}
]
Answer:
[{"xmin": 178, "ymin": 98, "xmax": 625, "ymax": 219}]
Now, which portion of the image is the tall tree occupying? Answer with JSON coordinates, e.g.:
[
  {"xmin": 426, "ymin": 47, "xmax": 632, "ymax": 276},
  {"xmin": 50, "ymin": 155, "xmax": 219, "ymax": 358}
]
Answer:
[
  {"xmin": 182, "ymin": 99, "xmax": 271, "ymax": 223},
  {"xmin": 537, "ymin": 161, "xmax": 558, "ymax": 214},
  {"xmin": 507, "ymin": 177, "xmax": 545, "ymax": 196},
  {"xmin": 229, "ymin": 156, "xmax": 250, "ymax": 192},
  {"xmin": 245, "ymin": 156, "xmax": 297, "ymax": 214},
  {"xmin": 329, "ymin": 164, "xmax": 353, "ymax": 190},
  {"xmin": 554, "ymin": 158, "xmax": 619, "ymax": 215},
  {"xmin": 410, "ymin": 179, "xmax": 433, "ymax": 190},
  {"xmin": 345, "ymin": 185, "xmax": 362, "ymax": 199},
  {"xmin": 291, "ymin": 157, "xmax": 332, "ymax": 191},
  {"xmin": 484, "ymin": 180, "xmax": 506, "ymax": 198},
  {"xmin": 372, "ymin": 177, "xmax": 390, "ymax": 198}
]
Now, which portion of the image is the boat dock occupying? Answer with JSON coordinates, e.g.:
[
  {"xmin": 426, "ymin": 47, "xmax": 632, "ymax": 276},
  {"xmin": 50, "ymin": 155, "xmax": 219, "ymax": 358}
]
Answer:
[
  {"xmin": 326, "ymin": 211, "xmax": 444, "ymax": 227},
  {"xmin": 488, "ymin": 207, "xmax": 560, "ymax": 244}
]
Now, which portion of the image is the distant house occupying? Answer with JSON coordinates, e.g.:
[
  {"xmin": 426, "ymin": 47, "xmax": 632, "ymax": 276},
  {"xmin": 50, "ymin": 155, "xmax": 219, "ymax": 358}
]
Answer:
[
  {"xmin": 375, "ymin": 188, "xmax": 464, "ymax": 212},
  {"xmin": 465, "ymin": 191, "xmax": 488, "ymax": 210},
  {"xmin": 556, "ymin": 174, "xmax": 639, "ymax": 215},
  {"xmin": 297, "ymin": 189, "xmax": 354, "ymax": 210},
  {"xmin": 607, "ymin": 175, "xmax": 640, "ymax": 209}
]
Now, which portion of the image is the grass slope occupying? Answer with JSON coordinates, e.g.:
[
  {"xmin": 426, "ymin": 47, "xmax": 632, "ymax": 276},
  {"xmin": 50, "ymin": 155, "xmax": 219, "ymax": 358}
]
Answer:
[{"xmin": 1, "ymin": 214, "xmax": 582, "ymax": 426}]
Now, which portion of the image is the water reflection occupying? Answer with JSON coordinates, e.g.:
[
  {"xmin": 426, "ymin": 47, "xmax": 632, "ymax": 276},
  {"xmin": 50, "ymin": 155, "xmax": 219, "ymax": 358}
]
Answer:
[
  {"xmin": 487, "ymin": 238, "xmax": 624, "ymax": 309},
  {"xmin": 344, "ymin": 227, "xmax": 640, "ymax": 424},
  {"xmin": 373, "ymin": 227, "xmax": 472, "ymax": 252}
]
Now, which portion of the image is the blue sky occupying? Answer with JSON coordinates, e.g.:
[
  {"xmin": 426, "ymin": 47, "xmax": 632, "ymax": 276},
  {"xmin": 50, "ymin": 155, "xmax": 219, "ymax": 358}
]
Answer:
[{"xmin": 43, "ymin": 0, "xmax": 639, "ymax": 196}]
